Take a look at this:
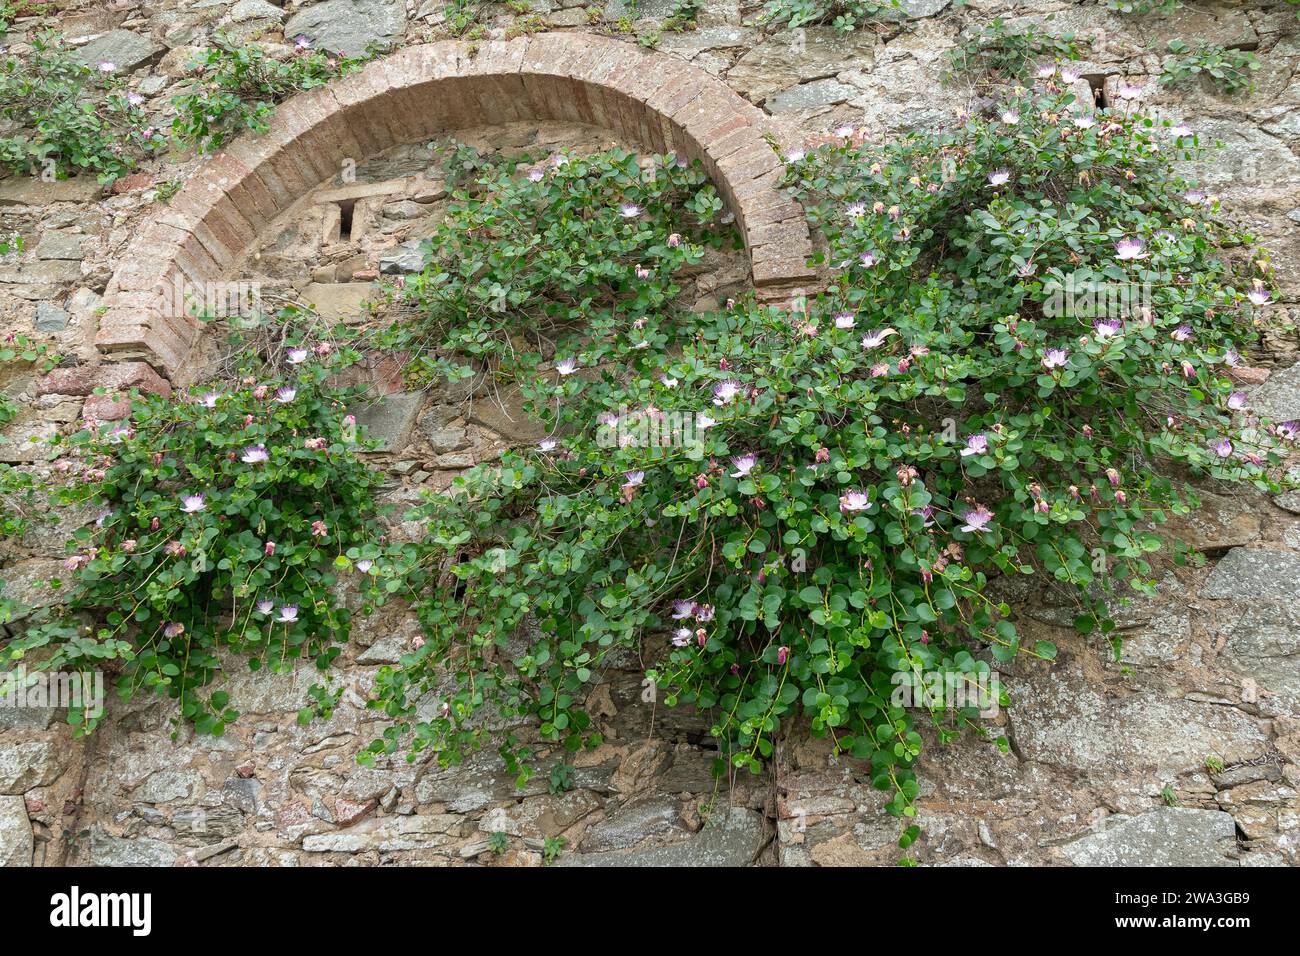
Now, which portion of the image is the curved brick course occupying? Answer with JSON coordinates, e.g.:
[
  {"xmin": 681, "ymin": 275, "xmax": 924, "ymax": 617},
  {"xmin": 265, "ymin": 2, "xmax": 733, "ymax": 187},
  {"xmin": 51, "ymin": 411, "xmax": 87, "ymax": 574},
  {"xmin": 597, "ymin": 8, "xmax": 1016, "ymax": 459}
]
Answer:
[{"xmin": 98, "ymin": 33, "xmax": 815, "ymax": 377}]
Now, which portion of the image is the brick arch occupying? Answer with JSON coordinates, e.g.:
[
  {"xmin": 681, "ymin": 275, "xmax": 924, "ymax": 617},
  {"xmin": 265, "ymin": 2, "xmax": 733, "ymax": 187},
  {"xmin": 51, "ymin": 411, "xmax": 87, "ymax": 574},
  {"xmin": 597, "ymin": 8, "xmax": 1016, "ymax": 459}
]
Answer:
[{"xmin": 99, "ymin": 33, "xmax": 814, "ymax": 377}]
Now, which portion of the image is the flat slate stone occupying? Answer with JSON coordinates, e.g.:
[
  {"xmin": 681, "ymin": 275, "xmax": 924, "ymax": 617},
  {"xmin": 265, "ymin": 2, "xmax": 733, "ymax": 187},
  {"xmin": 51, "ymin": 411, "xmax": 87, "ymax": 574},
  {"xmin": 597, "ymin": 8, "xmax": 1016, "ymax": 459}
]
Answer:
[
  {"xmin": 765, "ymin": 78, "xmax": 856, "ymax": 113},
  {"xmin": 1062, "ymin": 808, "xmax": 1238, "ymax": 867},
  {"xmin": 1201, "ymin": 548, "xmax": 1300, "ymax": 601},
  {"xmin": 1248, "ymin": 363, "xmax": 1300, "ymax": 424},
  {"xmin": 301, "ymin": 282, "xmax": 375, "ymax": 322},
  {"xmin": 283, "ymin": 0, "xmax": 407, "ymax": 57},
  {"xmin": 556, "ymin": 807, "xmax": 765, "ymax": 867},
  {"xmin": 0, "ymin": 796, "xmax": 33, "ymax": 867},
  {"xmin": 71, "ymin": 30, "xmax": 164, "ymax": 73},
  {"xmin": 35, "ymin": 302, "xmax": 71, "ymax": 332},
  {"xmin": 352, "ymin": 391, "xmax": 423, "ymax": 452},
  {"xmin": 33, "ymin": 232, "xmax": 84, "ymax": 260}
]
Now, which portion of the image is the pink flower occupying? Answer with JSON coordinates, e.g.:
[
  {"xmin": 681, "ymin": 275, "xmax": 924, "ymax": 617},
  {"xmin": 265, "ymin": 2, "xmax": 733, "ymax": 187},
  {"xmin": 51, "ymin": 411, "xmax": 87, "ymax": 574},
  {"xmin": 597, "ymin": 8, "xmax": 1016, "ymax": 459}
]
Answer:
[
  {"xmin": 1212, "ymin": 438, "xmax": 1233, "ymax": 458},
  {"xmin": 1115, "ymin": 238, "xmax": 1147, "ymax": 262},
  {"xmin": 163, "ymin": 622, "xmax": 185, "ymax": 638},
  {"xmin": 264, "ymin": 541, "xmax": 276, "ymax": 556},
  {"xmin": 777, "ymin": 646, "xmax": 790, "ymax": 665},
  {"xmin": 1227, "ymin": 392, "xmax": 1247, "ymax": 411},
  {"xmin": 960, "ymin": 434, "xmax": 987, "ymax": 457},
  {"xmin": 712, "ymin": 380, "xmax": 742, "ymax": 406},
  {"xmin": 960, "ymin": 504, "xmax": 994, "ymax": 534},
  {"xmin": 310, "ymin": 520, "xmax": 328, "ymax": 537},
  {"xmin": 667, "ymin": 233, "xmax": 682, "ymax": 248},
  {"xmin": 860, "ymin": 328, "xmax": 898, "ymax": 349},
  {"xmin": 277, "ymin": 605, "xmax": 299, "ymax": 623},
  {"xmin": 987, "ymin": 169, "xmax": 1011, "ymax": 187},
  {"xmin": 730, "ymin": 454, "xmax": 757, "ymax": 478},
  {"xmin": 555, "ymin": 358, "xmax": 578, "ymax": 376},
  {"xmin": 672, "ymin": 627, "xmax": 693, "ymax": 647},
  {"xmin": 180, "ymin": 494, "xmax": 205, "ymax": 513},
  {"xmin": 671, "ymin": 599, "xmax": 694, "ymax": 620},
  {"xmin": 1042, "ymin": 348, "xmax": 1069, "ymax": 370},
  {"xmin": 839, "ymin": 490, "xmax": 870, "ymax": 513}
]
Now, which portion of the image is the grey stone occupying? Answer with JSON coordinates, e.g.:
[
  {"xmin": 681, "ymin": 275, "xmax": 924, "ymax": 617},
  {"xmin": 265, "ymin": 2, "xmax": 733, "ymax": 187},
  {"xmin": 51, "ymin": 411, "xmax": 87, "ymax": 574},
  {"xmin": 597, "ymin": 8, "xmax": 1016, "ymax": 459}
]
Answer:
[
  {"xmin": 173, "ymin": 806, "xmax": 245, "ymax": 841},
  {"xmin": 229, "ymin": 0, "xmax": 286, "ymax": 23},
  {"xmin": 1212, "ymin": 602, "xmax": 1300, "ymax": 703},
  {"xmin": 728, "ymin": 28, "xmax": 878, "ymax": 102},
  {"xmin": 1248, "ymin": 363, "xmax": 1300, "ymax": 425},
  {"xmin": 0, "ymin": 740, "xmax": 62, "ymax": 794},
  {"xmin": 0, "ymin": 796, "xmax": 32, "ymax": 866},
  {"xmin": 222, "ymin": 777, "xmax": 262, "ymax": 814},
  {"xmin": 556, "ymin": 807, "xmax": 766, "ymax": 866},
  {"xmin": 378, "ymin": 239, "xmax": 427, "ymax": 275},
  {"xmin": 0, "ymin": 178, "xmax": 101, "ymax": 206},
  {"xmin": 1007, "ymin": 669, "xmax": 1269, "ymax": 774},
  {"xmin": 1202, "ymin": 548, "xmax": 1300, "ymax": 602},
  {"xmin": 132, "ymin": 769, "xmax": 203, "ymax": 804},
  {"xmin": 883, "ymin": 0, "xmax": 951, "ymax": 20},
  {"xmin": 283, "ymin": 0, "xmax": 407, "ymax": 57},
  {"xmin": 352, "ymin": 391, "xmax": 424, "ymax": 452},
  {"xmin": 35, "ymin": 302, "xmax": 70, "ymax": 333},
  {"xmin": 302, "ymin": 813, "xmax": 461, "ymax": 852},
  {"xmin": 355, "ymin": 633, "xmax": 411, "ymax": 665},
  {"xmin": 0, "ymin": 559, "xmax": 74, "ymax": 618},
  {"xmin": 765, "ymin": 78, "xmax": 856, "ymax": 113},
  {"xmin": 1175, "ymin": 120, "xmax": 1300, "ymax": 197},
  {"xmin": 87, "ymin": 826, "xmax": 178, "ymax": 867},
  {"xmin": 33, "ymin": 232, "xmax": 84, "ymax": 260},
  {"xmin": 1061, "ymin": 808, "xmax": 1238, "ymax": 867},
  {"xmin": 71, "ymin": 30, "xmax": 164, "ymax": 73},
  {"xmin": 580, "ymin": 795, "xmax": 685, "ymax": 852}
]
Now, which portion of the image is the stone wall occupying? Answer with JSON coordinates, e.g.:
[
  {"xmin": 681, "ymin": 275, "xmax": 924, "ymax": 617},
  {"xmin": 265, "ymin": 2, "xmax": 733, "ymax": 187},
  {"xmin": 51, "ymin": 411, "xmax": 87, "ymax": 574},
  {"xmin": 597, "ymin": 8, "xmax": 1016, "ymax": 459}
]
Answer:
[{"xmin": 2, "ymin": 0, "xmax": 1300, "ymax": 867}]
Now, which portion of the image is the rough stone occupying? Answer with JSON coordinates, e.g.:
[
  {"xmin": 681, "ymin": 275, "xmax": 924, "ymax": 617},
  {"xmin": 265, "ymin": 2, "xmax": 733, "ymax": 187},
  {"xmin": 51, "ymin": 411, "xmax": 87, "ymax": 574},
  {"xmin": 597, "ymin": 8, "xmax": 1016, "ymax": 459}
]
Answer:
[
  {"xmin": 33, "ymin": 232, "xmax": 85, "ymax": 261},
  {"xmin": 378, "ymin": 239, "xmax": 427, "ymax": 275},
  {"xmin": 1061, "ymin": 808, "xmax": 1238, "ymax": 867},
  {"xmin": 0, "ymin": 740, "xmax": 62, "ymax": 794},
  {"xmin": 0, "ymin": 796, "xmax": 33, "ymax": 867},
  {"xmin": 34, "ymin": 302, "xmax": 71, "ymax": 333},
  {"xmin": 229, "ymin": 0, "xmax": 286, "ymax": 23},
  {"xmin": 283, "ymin": 0, "xmax": 407, "ymax": 57},
  {"xmin": 300, "ymin": 282, "xmax": 375, "ymax": 322},
  {"xmin": 580, "ymin": 795, "xmax": 685, "ymax": 852},
  {"xmin": 765, "ymin": 78, "xmax": 856, "ymax": 113},
  {"xmin": 884, "ymin": 0, "xmax": 951, "ymax": 20},
  {"xmin": 87, "ymin": 826, "xmax": 178, "ymax": 867},
  {"xmin": 1212, "ymin": 602, "xmax": 1300, "ymax": 704},
  {"xmin": 352, "ymin": 391, "xmax": 424, "ymax": 452},
  {"xmin": 556, "ymin": 807, "xmax": 766, "ymax": 866},
  {"xmin": 71, "ymin": 30, "xmax": 165, "ymax": 73},
  {"xmin": 1202, "ymin": 548, "xmax": 1300, "ymax": 602},
  {"xmin": 1247, "ymin": 363, "xmax": 1300, "ymax": 424},
  {"xmin": 467, "ymin": 388, "xmax": 546, "ymax": 443},
  {"xmin": 1007, "ymin": 669, "xmax": 1268, "ymax": 773}
]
